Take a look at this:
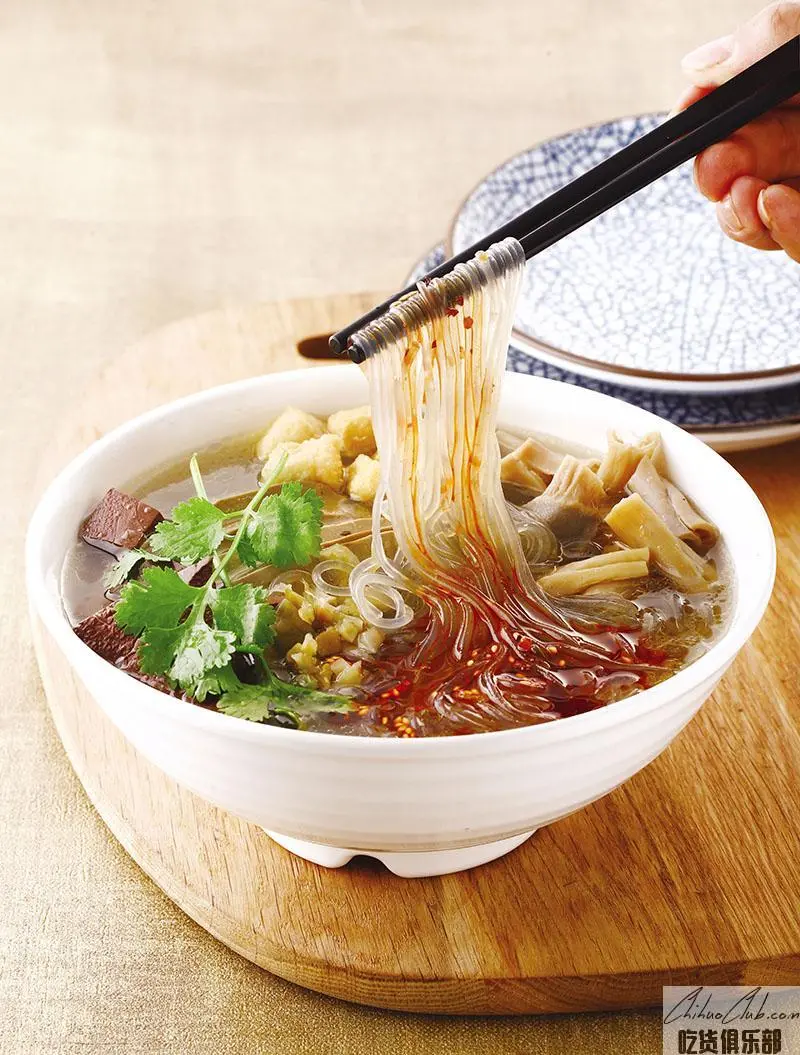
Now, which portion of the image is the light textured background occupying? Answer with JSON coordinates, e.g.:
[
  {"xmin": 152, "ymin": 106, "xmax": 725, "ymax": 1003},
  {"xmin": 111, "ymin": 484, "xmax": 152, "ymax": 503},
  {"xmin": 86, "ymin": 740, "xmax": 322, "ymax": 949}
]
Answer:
[{"xmin": 1, "ymin": 1, "xmax": 760, "ymax": 1052}]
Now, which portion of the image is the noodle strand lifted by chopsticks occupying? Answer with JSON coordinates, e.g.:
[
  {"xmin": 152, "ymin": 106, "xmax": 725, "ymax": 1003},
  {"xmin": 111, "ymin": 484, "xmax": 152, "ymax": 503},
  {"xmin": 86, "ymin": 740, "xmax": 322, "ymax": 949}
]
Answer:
[{"xmin": 346, "ymin": 238, "xmax": 654, "ymax": 731}]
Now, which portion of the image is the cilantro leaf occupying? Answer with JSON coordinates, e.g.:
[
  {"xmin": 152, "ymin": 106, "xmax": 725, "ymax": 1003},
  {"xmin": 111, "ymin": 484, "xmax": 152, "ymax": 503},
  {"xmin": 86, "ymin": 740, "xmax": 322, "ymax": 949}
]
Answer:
[
  {"xmin": 216, "ymin": 684, "xmax": 288, "ymax": 723},
  {"xmin": 135, "ymin": 621, "xmax": 235, "ymax": 686},
  {"xmin": 168, "ymin": 623, "xmax": 236, "ymax": 692},
  {"xmin": 217, "ymin": 673, "xmax": 352, "ymax": 725},
  {"xmin": 138, "ymin": 626, "xmax": 187, "ymax": 675},
  {"xmin": 103, "ymin": 549, "xmax": 171, "ymax": 590},
  {"xmin": 191, "ymin": 662, "xmax": 242, "ymax": 703},
  {"xmin": 269, "ymin": 678, "xmax": 355, "ymax": 713},
  {"xmin": 115, "ymin": 568, "xmax": 234, "ymax": 694},
  {"xmin": 103, "ymin": 549, "xmax": 145, "ymax": 590},
  {"xmin": 107, "ymin": 457, "xmax": 345, "ymax": 722},
  {"xmin": 212, "ymin": 584, "xmax": 276, "ymax": 653},
  {"xmin": 237, "ymin": 482, "xmax": 323, "ymax": 569},
  {"xmin": 116, "ymin": 567, "xmax": 201, "ymax": 635},
  {"xmin": 149, "ymin": 497, "xmax": 228, "ymax": 563},
  {"xmin": 138, "ymin": 622, "xmax": 236, "ymax": 694}
]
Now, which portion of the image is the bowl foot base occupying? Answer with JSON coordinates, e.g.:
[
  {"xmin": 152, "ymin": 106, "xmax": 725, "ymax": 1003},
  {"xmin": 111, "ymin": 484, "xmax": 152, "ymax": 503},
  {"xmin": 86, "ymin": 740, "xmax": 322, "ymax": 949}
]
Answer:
[{"xmin": 263, "ymin": 829, "xmax": 536, "ymax": 877}]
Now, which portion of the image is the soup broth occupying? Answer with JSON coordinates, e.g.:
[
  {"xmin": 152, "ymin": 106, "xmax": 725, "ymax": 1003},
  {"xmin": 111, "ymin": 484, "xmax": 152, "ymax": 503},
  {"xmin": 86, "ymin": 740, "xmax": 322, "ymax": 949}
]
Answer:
[{"xmin": 64, "ymin": 424, "xmax": 729, "ymax": 737}]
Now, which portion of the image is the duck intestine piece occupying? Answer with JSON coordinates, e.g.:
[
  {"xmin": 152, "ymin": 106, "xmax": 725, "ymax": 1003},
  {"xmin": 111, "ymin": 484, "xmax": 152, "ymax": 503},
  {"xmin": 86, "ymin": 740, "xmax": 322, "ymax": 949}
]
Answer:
[
  {"xmin": 605, "ymin": 493, "xmax": 711, "ymax": 594},
  {"xmin": 664, "ymin": 481, "xmax": 720, "ymax": 554},
  {"xmin": 629, "ymin": 432, "xmax": 718, "ymax": 553},
  {"xmin": 536, "ymin": 547, "xmax": 650, "ymax": 597},
  {"xmin": 500, "ymin": 439, "xmax": 548, "ymax": 496},
  {"xmin": 526, "ymin": 455, "xmax": 609, "ymax": 545},
  {"xmin": 596, "ymin": 430, "xmax": 650, "ymax": 494}
]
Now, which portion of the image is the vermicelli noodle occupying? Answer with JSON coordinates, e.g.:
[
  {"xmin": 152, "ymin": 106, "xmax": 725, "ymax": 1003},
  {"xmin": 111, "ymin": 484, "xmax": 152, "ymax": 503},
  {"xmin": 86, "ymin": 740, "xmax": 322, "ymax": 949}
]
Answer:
[{"xmin": 346, "ymin": 238, "xmax": 664, "ymax": 732}]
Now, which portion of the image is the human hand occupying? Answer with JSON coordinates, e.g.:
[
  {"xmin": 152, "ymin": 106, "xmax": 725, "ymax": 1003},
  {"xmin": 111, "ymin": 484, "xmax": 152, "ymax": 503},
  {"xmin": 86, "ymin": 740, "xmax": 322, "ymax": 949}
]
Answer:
[{"xmin": 676, "ymin": 2, "xmax": 800, "ymax": 261}]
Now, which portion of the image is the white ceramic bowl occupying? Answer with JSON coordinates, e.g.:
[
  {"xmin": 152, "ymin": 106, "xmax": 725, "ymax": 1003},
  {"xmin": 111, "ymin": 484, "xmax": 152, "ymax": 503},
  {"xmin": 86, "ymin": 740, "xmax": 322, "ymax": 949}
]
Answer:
[{"xmin": 27, "ymin": 367, "xmax": 775, "ymax": 877}]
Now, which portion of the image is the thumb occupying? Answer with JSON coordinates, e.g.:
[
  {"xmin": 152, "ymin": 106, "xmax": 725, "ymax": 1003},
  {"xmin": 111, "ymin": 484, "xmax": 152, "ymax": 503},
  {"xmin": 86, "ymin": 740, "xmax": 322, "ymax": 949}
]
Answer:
[
  {"xmin": 758, "ymin": 182, "xmax": 800, "ymax": 261},
  {"xmin": 681, "ymin": 2, "xmax": 800, "ymax": 88}
]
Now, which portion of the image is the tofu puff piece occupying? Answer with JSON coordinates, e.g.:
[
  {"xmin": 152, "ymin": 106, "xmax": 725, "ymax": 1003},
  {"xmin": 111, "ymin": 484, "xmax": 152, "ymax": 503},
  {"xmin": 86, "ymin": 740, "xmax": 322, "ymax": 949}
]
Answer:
[
  {"xmin": 327, "ymin": 406, "xmax": 376, "ymax": 458},
  {"xmin": 256, "ymin": 407, "xmax": 325, "ymax": 460},
  {"xmin": 345, "ymin": 455, "xmax": 380, "ymax": 504},
  {"xmin": 260, "ymin": 434, "xmax": 344, "ymax": 492}
]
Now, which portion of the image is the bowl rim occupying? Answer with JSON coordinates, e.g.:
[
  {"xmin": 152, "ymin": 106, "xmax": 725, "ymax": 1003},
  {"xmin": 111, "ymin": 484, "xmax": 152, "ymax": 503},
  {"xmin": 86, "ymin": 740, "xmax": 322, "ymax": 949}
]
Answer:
[
  {"xmin": 445, "ymin": 110, "xmax": 800, "ymax": 391},
  {"xmin": 26, "ymin": 367, "xmax": 777, "ymax": 755}
]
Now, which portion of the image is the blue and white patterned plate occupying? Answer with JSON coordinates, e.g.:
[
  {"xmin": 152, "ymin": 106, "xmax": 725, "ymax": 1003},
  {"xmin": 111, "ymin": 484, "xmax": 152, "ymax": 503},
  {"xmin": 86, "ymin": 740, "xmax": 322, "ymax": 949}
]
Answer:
[
  {"xmin": 406, "ymin": 243, "xmax": 800, "ymax": 438},
  {"xmin": 449, "ymin": 114, "xmax": 800, "ymax": 393}
]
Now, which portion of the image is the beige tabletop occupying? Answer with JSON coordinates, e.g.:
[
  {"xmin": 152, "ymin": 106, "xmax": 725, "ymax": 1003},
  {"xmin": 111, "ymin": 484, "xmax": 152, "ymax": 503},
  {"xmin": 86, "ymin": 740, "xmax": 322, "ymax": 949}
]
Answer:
[{"xmin": 1, "ymin": 1, "xmax": 761, "ymax": 1052}]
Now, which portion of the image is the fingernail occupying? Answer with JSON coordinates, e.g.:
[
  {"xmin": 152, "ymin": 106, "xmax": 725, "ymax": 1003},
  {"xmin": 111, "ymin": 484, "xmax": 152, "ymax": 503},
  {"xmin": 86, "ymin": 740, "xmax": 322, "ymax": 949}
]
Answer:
[
  {"xmin": 757, "ymin": 188, "xmax": 773, "ymax": 227},
  {"xmin": 719, "ymin": 194, "xmax": 744, "ymax": 233},
  {"xmin": 682, "ymin": 34, "xmax": 734, "ymax": 71}
]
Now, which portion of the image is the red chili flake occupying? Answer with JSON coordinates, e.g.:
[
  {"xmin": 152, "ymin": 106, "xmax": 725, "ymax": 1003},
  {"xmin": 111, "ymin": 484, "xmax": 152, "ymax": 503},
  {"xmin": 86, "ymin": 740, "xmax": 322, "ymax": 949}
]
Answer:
[
  {"xmin": 518, "ymin": 637, "xmax": 533, "ymax": 652},
  {"xmin": 445, "ymin": 307, "xmax": 459, "ymax": 317},
  {"xmin": 431, "ymin": 340, "xmax": 437, "ymax": 348},
  {"xmin": 636, "ymin": 642, "xmax": 668, "ymax": 665},
  {"xmin": 456, "ymin": 295, "xmax": 464, "ymax": 305},
  {"xmin": 463, "ymin": 317, "xmax": 474, "ymax": 329}
]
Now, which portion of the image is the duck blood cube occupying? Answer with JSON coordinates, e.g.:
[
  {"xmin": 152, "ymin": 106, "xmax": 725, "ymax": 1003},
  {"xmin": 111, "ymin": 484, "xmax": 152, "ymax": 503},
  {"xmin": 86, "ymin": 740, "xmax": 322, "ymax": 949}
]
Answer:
[
  {"xmin": 177, "ymin": 557, "xmax": 213, "ymax": 587},
  {"xmin": 74, "ymin": 604, "xmax": 176, "ymax": 695},
  {"xmin": 81, "ymin": 488, "xmax": 162, "ymax": 553},
  {"xmin": 73, "ymin": 604, "xmax": 138, "ymax": 665},
  {"xmin": 117, "ymin": 651, "xmax": 176, "ymax": 695}
]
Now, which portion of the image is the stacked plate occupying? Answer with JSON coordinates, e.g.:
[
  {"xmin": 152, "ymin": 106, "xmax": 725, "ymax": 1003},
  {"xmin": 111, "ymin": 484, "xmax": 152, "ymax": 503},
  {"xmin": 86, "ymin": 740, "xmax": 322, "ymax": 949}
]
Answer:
[{"xmin": 408, "ymin": 113, "xmax": 800, "ymax": 453}]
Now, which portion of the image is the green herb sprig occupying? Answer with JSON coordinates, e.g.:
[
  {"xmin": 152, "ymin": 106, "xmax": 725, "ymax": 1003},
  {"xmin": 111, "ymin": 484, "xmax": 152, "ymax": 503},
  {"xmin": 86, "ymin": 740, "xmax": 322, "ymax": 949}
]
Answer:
[{"xmin": 112, "ymin": 455, "xmax": 350, "ymax": 724}]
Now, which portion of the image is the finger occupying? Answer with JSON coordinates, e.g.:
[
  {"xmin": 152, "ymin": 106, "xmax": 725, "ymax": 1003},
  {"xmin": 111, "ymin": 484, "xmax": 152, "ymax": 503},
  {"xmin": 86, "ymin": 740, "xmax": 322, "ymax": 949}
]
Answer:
[
  {"xmin": 681, "ymin": 1, "xmax": 800, "ymax": 102},
  {"xmin": 693, "ymin": 109, "xmax": 800, "ymax": 200},
  {"xmin": 716, "ymin": 176, "xmax": 783, "ymax": 249},
  {"xmin": 669, "ymin": 85, "xmax": 712, "ymax": 117},
  {"xmin": 757, "ymin": 182, "xmax": 800, "ymax": 261}
]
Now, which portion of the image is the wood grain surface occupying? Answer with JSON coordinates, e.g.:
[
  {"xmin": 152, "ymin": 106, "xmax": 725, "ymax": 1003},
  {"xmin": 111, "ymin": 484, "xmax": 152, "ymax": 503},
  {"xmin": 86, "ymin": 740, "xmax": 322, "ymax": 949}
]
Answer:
[{"xmin": 31, "ymin": 294, "xmax": 800, "ymax": 1017}]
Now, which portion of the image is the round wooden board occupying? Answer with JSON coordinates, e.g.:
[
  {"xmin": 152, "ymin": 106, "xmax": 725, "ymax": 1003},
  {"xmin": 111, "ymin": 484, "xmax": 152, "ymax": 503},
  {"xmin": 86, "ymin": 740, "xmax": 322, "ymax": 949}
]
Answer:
[{"xmin": 31, "ymin": 295, "xmax": 800, "ymax": 1015}]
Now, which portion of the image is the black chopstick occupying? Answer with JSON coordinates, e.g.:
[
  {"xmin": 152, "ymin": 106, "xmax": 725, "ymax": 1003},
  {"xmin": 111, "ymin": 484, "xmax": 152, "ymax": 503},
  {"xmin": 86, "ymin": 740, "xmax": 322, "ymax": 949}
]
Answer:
[{"xmin": 331, "ymin": 35, "xmax": 800, "ymax": 364}]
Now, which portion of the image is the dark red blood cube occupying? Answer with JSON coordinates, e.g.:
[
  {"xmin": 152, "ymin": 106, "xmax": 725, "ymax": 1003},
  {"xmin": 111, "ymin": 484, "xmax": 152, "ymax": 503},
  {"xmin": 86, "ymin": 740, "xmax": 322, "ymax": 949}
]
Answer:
[
  {"xmin": 117, "ymin": 650, "xmax": 177, "ymax": 695},
  {"xmin": 177, "ymin": 558, "xmax": 213, "ymax": 587},
  {"xmin": 73, "ymin": 604, "xmax": 138, "ymax": 665},
  {"xmin": 81, "ymin": 489, "xmax": 163, "ymax": 553},
  {"xmin": 74, "ymin": 603, "xmax": 176, "ymax": 696}
]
